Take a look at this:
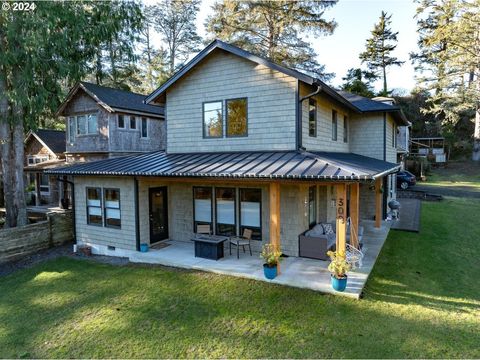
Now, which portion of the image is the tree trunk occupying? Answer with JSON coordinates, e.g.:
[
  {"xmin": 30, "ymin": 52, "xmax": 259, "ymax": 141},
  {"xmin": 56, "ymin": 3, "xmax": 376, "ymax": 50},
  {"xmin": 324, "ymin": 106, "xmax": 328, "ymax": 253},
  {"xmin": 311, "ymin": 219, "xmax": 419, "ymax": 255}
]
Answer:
[{"xmin": 12, "ymin": 106, "xmax": 27, "ymax": 226}]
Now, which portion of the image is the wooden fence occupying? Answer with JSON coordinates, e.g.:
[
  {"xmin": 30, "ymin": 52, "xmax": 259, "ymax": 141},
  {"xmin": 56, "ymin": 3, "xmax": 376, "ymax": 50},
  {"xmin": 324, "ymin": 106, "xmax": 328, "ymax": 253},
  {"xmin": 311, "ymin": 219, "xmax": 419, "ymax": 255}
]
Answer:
[{"xmin": 0, "ymin": 211, "xmax": 73, "ymax": 264}]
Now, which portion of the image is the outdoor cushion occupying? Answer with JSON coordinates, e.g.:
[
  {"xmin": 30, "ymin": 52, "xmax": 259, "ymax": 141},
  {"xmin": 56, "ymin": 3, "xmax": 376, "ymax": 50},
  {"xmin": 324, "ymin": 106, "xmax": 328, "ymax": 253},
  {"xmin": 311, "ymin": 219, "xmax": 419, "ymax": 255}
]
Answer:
[
  {"xmin": 322, "ymin": 223, "xmax": 334, "ymax": 235},
  {"xmin": 308, "ymin": 224, "xmax": 324, "ymax": 237}
]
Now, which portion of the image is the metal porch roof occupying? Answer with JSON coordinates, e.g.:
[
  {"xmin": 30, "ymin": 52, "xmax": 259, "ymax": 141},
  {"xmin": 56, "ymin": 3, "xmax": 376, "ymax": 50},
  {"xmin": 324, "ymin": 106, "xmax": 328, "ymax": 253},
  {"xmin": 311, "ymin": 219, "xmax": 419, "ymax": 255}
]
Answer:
[{"xmin": 46, "ymin": 151, "xmax": 400, "ymax": 181}]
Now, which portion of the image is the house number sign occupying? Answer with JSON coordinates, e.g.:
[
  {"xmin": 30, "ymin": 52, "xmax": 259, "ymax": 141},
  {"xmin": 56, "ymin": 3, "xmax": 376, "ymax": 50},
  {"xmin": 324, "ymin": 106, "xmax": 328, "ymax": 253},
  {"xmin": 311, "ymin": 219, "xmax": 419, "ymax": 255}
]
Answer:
[{"xmin": 337, "ymin": 198, "xmax": 345, "ymax": 223}]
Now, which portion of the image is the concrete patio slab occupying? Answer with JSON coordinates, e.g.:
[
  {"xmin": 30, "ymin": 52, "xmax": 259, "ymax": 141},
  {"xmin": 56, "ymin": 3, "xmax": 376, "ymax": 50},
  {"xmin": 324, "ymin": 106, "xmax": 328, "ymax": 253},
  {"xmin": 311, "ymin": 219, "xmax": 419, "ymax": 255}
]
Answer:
[{"xmin": 122, "ymin": 220, "xmax": 391, "ymax": 299}]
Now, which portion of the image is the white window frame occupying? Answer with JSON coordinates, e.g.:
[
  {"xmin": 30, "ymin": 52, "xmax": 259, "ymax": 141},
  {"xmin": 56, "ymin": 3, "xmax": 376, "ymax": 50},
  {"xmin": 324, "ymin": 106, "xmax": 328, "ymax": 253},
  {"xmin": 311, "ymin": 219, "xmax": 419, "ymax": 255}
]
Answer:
[
  {"xmin": 76, "ymin": 113, "xmax": 98, "ymax": 136},
  {"xmin": 27, "ymin": 155, "xmax": 49, "ymax": 166}
]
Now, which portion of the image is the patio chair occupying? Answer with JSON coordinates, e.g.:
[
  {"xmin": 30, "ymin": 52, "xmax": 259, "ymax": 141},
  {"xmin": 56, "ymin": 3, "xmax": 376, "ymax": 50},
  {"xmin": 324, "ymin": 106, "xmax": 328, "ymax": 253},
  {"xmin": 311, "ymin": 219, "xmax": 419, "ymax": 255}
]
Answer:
[
  {"xmin": 229, "ymin": 229, "xmax": 253, "ymax": 259},
  {"xmin": 195, "ymin": 224, "xmax": 211, "ymax": 237}
]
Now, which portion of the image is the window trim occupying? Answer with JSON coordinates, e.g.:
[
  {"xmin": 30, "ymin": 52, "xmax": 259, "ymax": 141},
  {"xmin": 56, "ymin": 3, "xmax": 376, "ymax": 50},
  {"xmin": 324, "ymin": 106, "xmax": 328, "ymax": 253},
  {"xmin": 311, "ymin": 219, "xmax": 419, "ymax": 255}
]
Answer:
[
  {"xmin": 141, "ymin": 117, "xmax": 148, "ymax": 138},
  {"xmin": 104, "ymin": 188, "xmax": 121, "ymax": 229},
  {"xmin": 239, "ymin": 188, "xmax": 262, "ymax": 241},
  {"xmin": 86, "ymin": 187, "xmax": 103, "ymax": 227},
  {"xmin": 214, "ymin": 187, "xmax": 237, "ymax": 236},
  {"xmin": 118, "ymin": 114, "xmax": 125, "ymax": 129},
  {"xmin": 331, "ymin": 109, "xmax": 338, "ymax": 141},
  {"xmin": 343, "ymin": 115, "xmax": 348, "ymax": 143},
  {"xmin": 225, "ymin": 97, "xmax": 248, "ymax": 138},
  {"xmin": 193, "ymin": 186, "xmax": 214, "ymax": 233},
  {"xmin": 202, "ymin": 100, "xmax": 223, "ymax": 139},
  {"xmin": 308, "ymin": 98, "xmax": 317, "ymax": 137},
  {"xmin": 74, "ymin": 112, "xmax": 98, "ymax": 136},
  {"xmin": 392, "ymin": 124, "xmax": 396, "ymax": 148},
  {"xmin": 68, "ymin": 116, "xmax": 76, "ymax": 143}
]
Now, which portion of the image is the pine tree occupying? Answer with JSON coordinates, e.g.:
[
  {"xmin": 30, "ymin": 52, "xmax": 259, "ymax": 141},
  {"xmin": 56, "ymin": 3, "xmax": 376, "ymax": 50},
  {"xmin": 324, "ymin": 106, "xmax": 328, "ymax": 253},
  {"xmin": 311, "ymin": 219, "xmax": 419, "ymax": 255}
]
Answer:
[
  {"xmin": 412, "ymin": 0, "xmax": 480, "ymax": 160},
  {"xmin": 205, "ymin": 0, "xmax": 337, "ymax": 81},
  {"xmin": 0, "ymin": 1, "xmax": 143, "ymax": 227},
  {"xmin": 151, "ymin": 0, "xmax": 202, "ymax": 76},
  {"xmin": 340, "ymin": 68, "xmax": 377, "ymax": 98},
  {"xmin": 359, "ymin": 11, "xmax": 404, "ymax": 95}
]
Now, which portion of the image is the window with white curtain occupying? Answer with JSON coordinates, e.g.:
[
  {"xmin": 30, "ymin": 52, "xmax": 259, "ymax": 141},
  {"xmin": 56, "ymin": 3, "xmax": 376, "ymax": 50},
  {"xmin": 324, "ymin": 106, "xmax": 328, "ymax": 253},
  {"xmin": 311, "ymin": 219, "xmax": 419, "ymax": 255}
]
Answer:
[
  {"xmin": 215, "ymin": 188, "xmax": 236, "ymax": 235},
  {"xmin": 193, "ymin": 187, "xmax": 212, "ymax": 232},
  {"xmin": 240, "ymin": 188, "xmax": 262, "ymax": 240},
  {"xmin": 104, "ymin": 188, "xmax": 121, "ymax": 228},
  {"xmin": 86, "ymin": 187, "xmax": 102, "ymax": 225}
]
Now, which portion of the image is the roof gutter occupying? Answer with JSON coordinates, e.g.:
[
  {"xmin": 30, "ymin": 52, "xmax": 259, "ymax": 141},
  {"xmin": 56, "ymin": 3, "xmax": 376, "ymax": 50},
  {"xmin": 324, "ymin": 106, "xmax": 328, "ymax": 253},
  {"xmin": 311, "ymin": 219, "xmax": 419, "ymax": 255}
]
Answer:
[
  {"xmin": 371, "ymin": 165, "xmax": 401, "ymax": 180},
  {"xmin": 297, "ymin": 84, "xmax": 322, "ymax": 150}
]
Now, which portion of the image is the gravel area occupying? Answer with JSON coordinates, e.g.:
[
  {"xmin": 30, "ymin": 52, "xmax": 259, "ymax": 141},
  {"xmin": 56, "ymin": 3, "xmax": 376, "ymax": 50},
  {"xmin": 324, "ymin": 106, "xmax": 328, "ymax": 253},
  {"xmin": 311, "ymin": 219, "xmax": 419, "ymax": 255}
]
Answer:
[{"xmin": 0, "ymin": 243, "xmax": 129, "ymax": 277}]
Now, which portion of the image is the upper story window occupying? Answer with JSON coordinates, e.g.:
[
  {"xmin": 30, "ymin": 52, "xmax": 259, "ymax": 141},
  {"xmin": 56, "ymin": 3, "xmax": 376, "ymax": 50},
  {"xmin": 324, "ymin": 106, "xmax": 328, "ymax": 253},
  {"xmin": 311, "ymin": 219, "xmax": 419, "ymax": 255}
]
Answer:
[
  {"xmin": 27, "ymin": 155, "xmax": 48, "ymax": 166},
  {"xmin": 203, "ymin": 101, "xmax": 223, "ymax": 138},
  {"xmin": 343, "ymin": 115, "xmax": 348, "ymax": 143},
  {"xmin": 76, "ymin": 113, "xmax": 97, "ymax": 135},
  {"xmin": 141, "ymin": 118, "xmax": 148, "ymax": 138},
  {"xmin": 392, "ymin": 124, "xmax": 396, "ymax": 147},
  {"xmin": 226, "ymin": 98, "xmax": 247, "ymax": 137},
  {"xmin": 118, "ymin": 114, "xmax": 125, "ymax": 129},
  {"xmin": 309, "ymin": 99, "xmax": 317, "ymax": 137},
  {"xmin": 129, "ymin": 116, "xmax": 137, "ymax": 130},
  {"xmin": 68, "ymin": 117, "xmax": 75, "ymax": 143},
  {"xmin": 331, "ymin": 110, "xmax": 338, "ymax": 141}
]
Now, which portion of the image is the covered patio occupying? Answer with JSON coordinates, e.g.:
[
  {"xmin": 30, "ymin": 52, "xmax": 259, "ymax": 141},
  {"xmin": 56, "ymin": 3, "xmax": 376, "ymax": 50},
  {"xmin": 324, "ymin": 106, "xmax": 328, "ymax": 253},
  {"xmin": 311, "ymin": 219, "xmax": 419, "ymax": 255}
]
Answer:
[{"xmin": 100, "ymin": 220, "xmax": 390, "ymax": 299}]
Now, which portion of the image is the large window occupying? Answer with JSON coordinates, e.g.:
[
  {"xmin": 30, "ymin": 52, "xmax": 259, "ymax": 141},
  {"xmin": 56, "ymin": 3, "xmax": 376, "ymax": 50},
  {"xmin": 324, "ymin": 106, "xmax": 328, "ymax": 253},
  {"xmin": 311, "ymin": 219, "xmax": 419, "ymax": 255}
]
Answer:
[
  {"xmin": 308, "ymin": 186, "xmax": 316, "ymax": 228},
  {"xmin": 193, "ymin": 187, "xmax": 212, "ymax": 232},
  {"xmin": 68, "ymin": 117, "xmax": 75, "ymax": 143},
  {"xmin": 240, "ymin": 188, "xmax": 262, "ymax": 240},
  {"xmin": 77, "ymin": 113, "xmax": 97, "ymax": 135},
  {"xmin": 203, "ymin": 101, "xmax": 223, "ymax": 138},
  {"xmin": 104, "ymin": 188, "xmax": 121, "ymax": 228},
  {"xmin": 226, "ymin": 98, "xmax": 247, "ymax": 137},
  {"xmin": 215, "ymin": 188, "xmax": 236, "ymax": 235},
  {"xmin": 141, "ymin": 117, "xmax": 148, "ymax": 138},
  {"xmin": 309, "ymin": 98, "xmax": 317, "ymax": 137},
  {"xmin": 130, "ymin": 116, "xmax": 137, "ymax": 130},
  {"xmin": 343, "ymin": 115, "xmax": 348, "ymax": 143},
  {"xmin": 392, "ymin": 124, "xmax": 396, "ymax": 147},
  {"xmin": 331, "ymin": 110, "xmax": 338, "ymax": 141},
  {"xmin": 86, "ymin": 187, "xmax": 102, "ymax": 225}
]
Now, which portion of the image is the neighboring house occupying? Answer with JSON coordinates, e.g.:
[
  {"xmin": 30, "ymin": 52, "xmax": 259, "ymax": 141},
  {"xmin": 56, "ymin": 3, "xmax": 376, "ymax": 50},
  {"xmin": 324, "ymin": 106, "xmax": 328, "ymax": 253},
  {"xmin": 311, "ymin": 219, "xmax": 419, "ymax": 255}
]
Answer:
[
  {"xmin": 48, "ymin": 40, "xmax": 408, "ymax": 260},
  {"xmin": 24, "ymin": 129, "xmax": 66, "ymax": 206},
  {"xmin": 56, "ymin": 82, "xmax": 166, "ymax": 163}
]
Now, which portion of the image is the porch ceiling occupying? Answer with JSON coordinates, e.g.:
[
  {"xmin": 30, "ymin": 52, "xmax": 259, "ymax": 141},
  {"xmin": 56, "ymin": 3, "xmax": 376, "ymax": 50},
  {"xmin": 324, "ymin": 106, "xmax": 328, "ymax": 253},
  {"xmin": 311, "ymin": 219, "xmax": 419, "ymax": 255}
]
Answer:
[{"xmin": 46, "ymin": 150, "xmax": 399, "ymax": 181}]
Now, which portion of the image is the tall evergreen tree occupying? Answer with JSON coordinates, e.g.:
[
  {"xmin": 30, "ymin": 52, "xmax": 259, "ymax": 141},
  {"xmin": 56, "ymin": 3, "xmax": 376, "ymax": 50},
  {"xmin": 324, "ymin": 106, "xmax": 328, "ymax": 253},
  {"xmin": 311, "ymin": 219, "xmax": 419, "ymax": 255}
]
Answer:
[
  {"xmin": 0, "ymin": 1, "xmax": 143, "ymax": 227},
  {"xmin": 412, "ymin": 0, "xmax": 480, "ymax": 160},
  {"xmin": 205, "ymin": 0, "xmax": 337, "ymax": 80},
  {"xmin": 151, "ymin": 0, "xmax": 202, "ymax": 75},
  {"xmin": 340, "ymin": 68, "xmax": 377, "ymax": 98},
  {"xmin": 359, "ymin": 11, "xmax": 404, "ymax": 95}
]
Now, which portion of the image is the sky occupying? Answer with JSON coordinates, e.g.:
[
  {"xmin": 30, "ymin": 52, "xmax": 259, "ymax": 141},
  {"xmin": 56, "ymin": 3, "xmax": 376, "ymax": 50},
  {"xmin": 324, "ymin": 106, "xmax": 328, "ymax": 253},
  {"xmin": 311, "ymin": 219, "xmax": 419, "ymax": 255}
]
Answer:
[{"xmin": 194, "ymin": 0, "xmax": 420, "ymax": 93}]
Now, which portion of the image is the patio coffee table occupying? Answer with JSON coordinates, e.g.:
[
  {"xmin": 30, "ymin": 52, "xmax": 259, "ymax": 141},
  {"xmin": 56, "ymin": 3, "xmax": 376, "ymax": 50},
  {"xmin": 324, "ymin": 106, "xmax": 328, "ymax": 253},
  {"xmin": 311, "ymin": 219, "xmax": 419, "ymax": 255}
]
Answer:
[{"xmin": 191, "ymin": 234, "xmax": 229, "ymax": 260}]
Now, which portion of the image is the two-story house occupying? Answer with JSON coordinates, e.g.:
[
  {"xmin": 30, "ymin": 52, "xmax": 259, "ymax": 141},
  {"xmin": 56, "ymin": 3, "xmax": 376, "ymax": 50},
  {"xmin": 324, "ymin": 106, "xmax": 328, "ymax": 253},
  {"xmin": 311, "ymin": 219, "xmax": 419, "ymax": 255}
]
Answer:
[{"xmin": 48, "ymin": 40, "xmax": 407, "ymax": 264}]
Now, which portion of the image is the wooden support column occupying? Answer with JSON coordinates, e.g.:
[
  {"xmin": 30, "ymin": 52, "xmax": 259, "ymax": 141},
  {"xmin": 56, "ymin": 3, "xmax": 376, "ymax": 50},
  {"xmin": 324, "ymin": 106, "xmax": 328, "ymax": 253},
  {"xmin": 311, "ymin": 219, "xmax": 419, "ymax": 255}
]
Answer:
[
  {"xmin": 375, "ymin": 177, "xmax": 382, "ymax": 228},
  {"xmin": 269, "ymin": 182, "xmax": 281, "ymax": 273},
  {"xmin": 35, "ymin": 172, "xmax": 41, "ymax": 207},
  {"xmin": 350, "ymin": 182, "xmax": 360, "ymax": 249},
  {"xmin": 335, "ymin": 183, "xmax": 347, "ymax": 257}
]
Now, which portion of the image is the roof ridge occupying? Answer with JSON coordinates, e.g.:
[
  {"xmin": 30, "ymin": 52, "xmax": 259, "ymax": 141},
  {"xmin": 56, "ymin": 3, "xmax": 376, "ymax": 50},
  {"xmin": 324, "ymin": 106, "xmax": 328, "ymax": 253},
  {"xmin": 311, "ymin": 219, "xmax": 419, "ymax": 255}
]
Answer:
[{"xmin": 80, "ymin": 81, "xmax": 149, "ymax": 97}]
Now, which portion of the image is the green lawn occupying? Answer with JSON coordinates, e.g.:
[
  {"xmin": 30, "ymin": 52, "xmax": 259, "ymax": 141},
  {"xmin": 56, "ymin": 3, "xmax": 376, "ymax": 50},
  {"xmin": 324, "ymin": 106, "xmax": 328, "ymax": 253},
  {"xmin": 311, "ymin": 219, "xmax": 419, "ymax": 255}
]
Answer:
[
  {"xmin": 0, "ymin": 198, "xmax": 479, "ymax": 358},
  {"xmin": 421, "ymin": 161, "xmax": 480, "ymax": 191}
]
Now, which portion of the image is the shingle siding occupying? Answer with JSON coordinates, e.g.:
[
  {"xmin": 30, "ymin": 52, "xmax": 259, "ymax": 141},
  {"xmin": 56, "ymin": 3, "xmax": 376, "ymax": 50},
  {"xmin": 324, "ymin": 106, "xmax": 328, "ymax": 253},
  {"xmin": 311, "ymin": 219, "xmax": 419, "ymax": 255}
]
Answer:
[{"xmin": 166, "ymin": 51, "xmax": 297, "ymax": 153}]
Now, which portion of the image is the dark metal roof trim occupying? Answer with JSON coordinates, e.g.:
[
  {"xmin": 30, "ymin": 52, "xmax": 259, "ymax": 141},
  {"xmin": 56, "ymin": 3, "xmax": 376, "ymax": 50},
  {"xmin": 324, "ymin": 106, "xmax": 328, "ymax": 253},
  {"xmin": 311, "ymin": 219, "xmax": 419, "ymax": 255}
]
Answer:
[{"xmin": 46, "ymin": 150, "xmax": 400, "ymax": 181}]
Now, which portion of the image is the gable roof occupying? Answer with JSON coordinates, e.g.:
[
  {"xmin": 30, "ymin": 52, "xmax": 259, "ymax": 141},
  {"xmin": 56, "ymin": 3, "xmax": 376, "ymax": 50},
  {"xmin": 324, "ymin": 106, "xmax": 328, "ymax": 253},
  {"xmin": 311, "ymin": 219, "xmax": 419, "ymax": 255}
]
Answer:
[
  {"xmin": 46, "ymin": 150, "xmax": 399, "ymax": 181},
  {"xmin": 57, "ymin": 82, "xmax": 164, "ymax": 118},
  {"xmin": 144, "ymin": 39, "xmax": 358, "ymax": 112},
  {"xmin": 25, "ymin": 129, "xmax": 66, "ymax": 155}
]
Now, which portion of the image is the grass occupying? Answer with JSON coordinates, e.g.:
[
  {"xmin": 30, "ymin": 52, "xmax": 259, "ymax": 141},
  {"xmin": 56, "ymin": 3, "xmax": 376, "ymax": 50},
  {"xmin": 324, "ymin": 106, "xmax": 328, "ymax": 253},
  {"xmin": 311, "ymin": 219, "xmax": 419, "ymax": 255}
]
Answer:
[
  {"xmin": 0, "ymin": 199, "xmax": 479, "ymax": 358},
  {"xmin": 421, "ymin": 160, "xmax": 480, "ymax": 191}
]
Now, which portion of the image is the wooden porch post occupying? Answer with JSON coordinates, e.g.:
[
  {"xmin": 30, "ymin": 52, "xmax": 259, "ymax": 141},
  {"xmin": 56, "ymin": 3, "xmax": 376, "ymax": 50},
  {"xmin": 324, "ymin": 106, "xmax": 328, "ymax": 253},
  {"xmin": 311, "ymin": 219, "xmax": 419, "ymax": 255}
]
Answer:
[
  {"xmin": 35, "ymin": 172, "xmax": 41, "ymax": 206},
  {"xmin": 350, "ymin": 182, "xmax": 360, "ymax": 249},
  {"xmin": 375, "ymin": 177, "xmax": 382, "ymax": 228},
  {"xmin": 269, "ymin": 182, "xmax": 281, "ymax": 273},
  {"xmin": 335, "ymin": 183, "xmax": 347, "ymax": 256}
]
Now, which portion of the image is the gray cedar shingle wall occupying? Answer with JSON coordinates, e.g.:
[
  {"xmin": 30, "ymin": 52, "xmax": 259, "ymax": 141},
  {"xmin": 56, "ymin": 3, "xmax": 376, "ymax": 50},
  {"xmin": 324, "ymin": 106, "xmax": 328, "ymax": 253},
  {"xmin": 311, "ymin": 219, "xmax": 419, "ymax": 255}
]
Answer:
[
  {"xmin": 300, "ymin": 83, "xmax": 350, "ymax": 152},
  {"xmin": 75, "ymin": 177, "xmax": 136, "ymax": 250},
  {"xmin": 165, "ymin": 50, "xmax": 297, "ymax": 153}
]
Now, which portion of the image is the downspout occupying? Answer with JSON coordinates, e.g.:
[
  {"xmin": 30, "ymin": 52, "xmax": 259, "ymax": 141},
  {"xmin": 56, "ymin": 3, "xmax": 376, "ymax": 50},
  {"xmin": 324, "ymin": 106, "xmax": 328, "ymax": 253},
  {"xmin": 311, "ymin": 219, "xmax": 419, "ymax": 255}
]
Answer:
[
  {"xmin": 134, "ymin": 177, "xmax": 140, "ymax": 251},
  {"xmin": 297, "ymin": 83, "xmax": 322, "ymax": 151},
  {"xmin": 56, "ymin": 177, "xmax": 76, "ymax": 244}
]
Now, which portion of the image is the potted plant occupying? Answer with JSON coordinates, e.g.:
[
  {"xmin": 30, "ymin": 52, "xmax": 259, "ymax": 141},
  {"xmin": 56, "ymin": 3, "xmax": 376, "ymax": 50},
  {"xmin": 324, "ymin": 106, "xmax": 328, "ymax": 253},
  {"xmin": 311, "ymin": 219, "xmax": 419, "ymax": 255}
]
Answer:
[
  {"xmin": 260, "ymin": 244, "xmax": 282, "ymax": 279},
  {"xmin": 326, "ymin": 250, "xmax": 351, "ymax": 292}
]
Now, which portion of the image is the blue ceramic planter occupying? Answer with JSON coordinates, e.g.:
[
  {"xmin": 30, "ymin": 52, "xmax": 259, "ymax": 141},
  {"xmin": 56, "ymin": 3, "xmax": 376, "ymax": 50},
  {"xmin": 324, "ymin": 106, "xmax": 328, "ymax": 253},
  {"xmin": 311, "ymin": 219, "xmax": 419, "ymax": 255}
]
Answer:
[
  {"xmin": 263, "ymin": 264, "xmax": 277, "ymax": 279},
  {"xmin": 331, "ymin": 275, "xmax": 348, "ymax": 292},
  {"xmin": 140, "ymin": 243, "xmax": 149, "ymax": 253}
]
